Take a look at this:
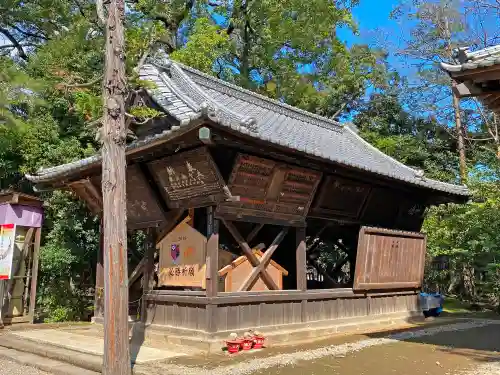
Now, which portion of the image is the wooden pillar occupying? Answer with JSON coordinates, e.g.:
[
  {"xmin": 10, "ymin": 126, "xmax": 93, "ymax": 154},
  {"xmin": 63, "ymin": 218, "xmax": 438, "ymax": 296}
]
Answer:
[
  {"xmin": 141, "ymin": 228, "xmax": 156, "ymax": 323},
  {"xmin": 205, "ymin": 206, "xmax": 219, "ymax": 297},
  {"xmin": 296, "ymin": 226, "xmax": 307, "ymax": 323},
  {"xmin": 205, "ymin": 207, "xmax": 219, "ymax": 334},
  {"xmin": 296, "ymin": 227, "xmax": 307, "ymax": 291},
  {"xmin": 94, "ymin": 221, "xmax": 104, "ymax": 320},
  {"xmin": 28, "ymin": 227, "xmax": 42, "ymax": 323}
]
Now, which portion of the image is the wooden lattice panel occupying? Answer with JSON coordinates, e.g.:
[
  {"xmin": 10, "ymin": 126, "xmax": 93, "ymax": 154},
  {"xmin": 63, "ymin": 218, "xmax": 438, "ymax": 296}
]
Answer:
[
  {"xmin": 217, "ymin": 154, "xmax": 321, "ymax": 224},
  {"xmin": 149, "ymin": 147, "xmax": 226, "ymax": 208}
]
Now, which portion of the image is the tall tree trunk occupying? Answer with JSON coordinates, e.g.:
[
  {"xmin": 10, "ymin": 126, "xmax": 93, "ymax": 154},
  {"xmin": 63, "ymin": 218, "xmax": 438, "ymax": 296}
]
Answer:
[
  {"xmin": 100, "ymin": 0, "xmax": 130, "ymax": 373},
  {"xmin": 443, "ymin": 14, "xmax": 467, "ymax": 183},
  {"xmin": 452, "ymin": 82, "xmax": 467, "ymax": 183},
  {"xmin": 240, "ymin": 20, "xmax": 251, "ymax": 88}
]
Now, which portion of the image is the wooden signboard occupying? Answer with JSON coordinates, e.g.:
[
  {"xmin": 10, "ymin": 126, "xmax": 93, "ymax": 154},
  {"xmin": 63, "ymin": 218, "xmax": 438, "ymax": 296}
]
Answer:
[
  {"xmin": 156, "ymin": 218, "xmax": 237, "ymax": 288},
  {"xmin": 353, "ymin": 227, "xmax": 426, "ymax": 291},
  {"xmin": 157, "ymin": 217, "xmax": 207, "ymax": 288},
  {"xmin": 149, "ymin": 147, "xmax": 226, "ymax": 209},
  {"xmin": 217, "ymin": 153, "xmax": 321, "ymax": 225}
]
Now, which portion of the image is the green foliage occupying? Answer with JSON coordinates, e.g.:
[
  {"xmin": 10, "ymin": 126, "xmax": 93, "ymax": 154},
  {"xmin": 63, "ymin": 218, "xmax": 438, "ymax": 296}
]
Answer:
[
  {"xmin": 1, "ymin": 0, "xmax": 498, "ymax": 321},
  {"xmin": 0, "ymin": 57, "xmax": 43, "ymax": 127},
  {"xmin": 423, "ymin": 179, "xmax": 500, "ymax": 305},
  {"xmin": 37, "ymin": 191, "xmax": 99, "ymax": 322},
  {"xmin": 171, "ymin": 17, "xmax": 231, "ymax": 74},
  {"xmin": 354, "ymin": 92, "xmax": 459, "ymax": 182},
  {"xmin": 128, "ymin": 105, "xmax": 163, "ymax": 121}
]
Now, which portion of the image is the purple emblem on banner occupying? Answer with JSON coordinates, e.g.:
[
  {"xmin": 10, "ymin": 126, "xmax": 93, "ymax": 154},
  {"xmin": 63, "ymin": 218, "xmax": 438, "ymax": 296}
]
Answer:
[{"xmin": 171, "ymin": 244, "xmax": 180, "ymax": 263}]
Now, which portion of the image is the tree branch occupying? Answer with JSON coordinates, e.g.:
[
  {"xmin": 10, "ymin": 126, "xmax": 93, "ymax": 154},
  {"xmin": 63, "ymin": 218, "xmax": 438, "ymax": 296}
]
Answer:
[
  {"xmin": 96, "ymin": 0, "xmax": 106, "ymax": 26},
  {"xmin": 0, "ymin": 27, "xmax": 28, "ymax": 61},
  {"xmin": 7, "ymin": 24, "xmax": 49, "ymax": 41},
  {"xmin": 61, "ymin": 75, "xmax": 103, "ymax": 89},
  {"xmin": 0, "ymin": 43, "xmax": 35, "ymax": 50}
]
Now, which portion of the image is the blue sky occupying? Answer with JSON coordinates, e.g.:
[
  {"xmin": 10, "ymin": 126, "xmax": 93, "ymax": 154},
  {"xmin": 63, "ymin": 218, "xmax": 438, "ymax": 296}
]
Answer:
[
  {"xmin": 338, "ymin": 1, "xmax": 404, "ymax": 72},
  {"xmin": 339, "ymin": 1, "xmax": 398, "ymax": 44}
]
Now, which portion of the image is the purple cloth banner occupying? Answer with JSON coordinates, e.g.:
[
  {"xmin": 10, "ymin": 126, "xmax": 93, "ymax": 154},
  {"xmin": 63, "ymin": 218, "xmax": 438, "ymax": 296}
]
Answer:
[{"xmin": 0, "ymin": 204, "xmax": 43, "ymax": 228}]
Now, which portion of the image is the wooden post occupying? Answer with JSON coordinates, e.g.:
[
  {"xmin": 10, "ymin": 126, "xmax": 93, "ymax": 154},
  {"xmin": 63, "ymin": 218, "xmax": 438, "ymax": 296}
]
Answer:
[
  {"xmin": 94, "ymin": 221, "xmax": 104, "ymax": 320},
  {"xmin": 296, "ymin": 227, "xmax": 307, "ymax": 291},
  {"xmin": 141, "ymin": 228, "xmax": 155, "ymax": 322},
  {"xmin": 28, "ymin": 227, "xmax": 41, "ymax": 323},
  {"xmin": 296, "ymin": 227, "xmax": 307, "ymax": 323},
  {"xmin": 205, "ymin": 207, "xmax": 218, "ymax": 333},
  {"xmin": 205, "ymin": 207, "xmax": 219, "ymax": 297},
  {"xmin": 98, "ymin": 0, "xmax": 131, "ymax": 372}
]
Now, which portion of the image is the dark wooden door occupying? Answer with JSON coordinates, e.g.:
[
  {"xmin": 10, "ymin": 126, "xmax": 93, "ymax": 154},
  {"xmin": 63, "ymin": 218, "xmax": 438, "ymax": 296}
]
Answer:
[{"xmin": 353, "ymin": 227, "xmax": 426, "ymax": 291}]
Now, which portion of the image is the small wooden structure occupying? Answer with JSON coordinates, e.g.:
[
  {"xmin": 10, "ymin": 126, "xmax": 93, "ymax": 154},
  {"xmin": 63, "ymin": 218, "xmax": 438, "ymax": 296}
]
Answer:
[
  {"xmin": 218, "ymin": 249, "xmax": 288, "ymax": 292},
  {"xmin": 26, "ymin": 57, "xmax": 469, "ymax": 345},
  {"xmin": 0, "ymin": 191, "xmax": 43, "ymax": 325},
  {"xmin": 441, "ymin": 45, "xmax": 500, "ymax": 115}
]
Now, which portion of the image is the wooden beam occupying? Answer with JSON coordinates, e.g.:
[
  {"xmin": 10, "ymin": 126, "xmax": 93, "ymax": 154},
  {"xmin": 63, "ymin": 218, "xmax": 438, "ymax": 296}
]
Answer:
[
  {"xmin": 296, "ymin": 227, "xmax": 307, "ymax": 291},
  {"xmin": 306, "ymin": 223, "xmax": 330, "ymax": 253},
  {"xmin": 451, "ymin": 63, "xmax": 500, "ymax": 79},
  {"xmin": 246, "ymin": 223, "xmax": 264, "ymax": 243},
  {"xmin": 221, "ymin": 218, "xmax": 279, "ymax": 290},
  {"xmin": 453, "ymin": 80, "xmax": 500, "ymax": 98},
  {"xmin": 328, "ymin": 255, "xmax": 349, "ymax": 277},
  {"xmin": 69, "ymin": 179, "xmax": 103, "ymax": 214},
  {"xmin": 94, "ymin": 221, "xmax": 104, "ymax": 320},
  {"xmin": 238, "ymin": 227, "xmax": 289, "ymax": 291},
  {"xmin": 128, "ymin": 257, "xmax": 146, "ymax": 286},
  {"xmin": 141, "ymin": 228, "xmax": 155, "ymax": 322},
  {"xmin": 205, "ymin": 207, "xmax": 219, "ymax": 297},
  {"xmin": 28, "ymin": 227, "xmax": 41, "ymax": 323},
  {"xmin": 4, "ymin": 228, "xmax": 34, "ymax": 317}
]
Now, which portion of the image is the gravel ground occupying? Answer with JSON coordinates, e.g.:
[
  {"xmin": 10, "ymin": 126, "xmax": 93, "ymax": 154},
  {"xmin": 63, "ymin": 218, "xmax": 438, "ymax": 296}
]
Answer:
[
  {"xmin": 461, "ymin": 361, "xmax": 500, "ymax": 375},
  {"xmin": 140, "ymin": 319, "xmax": 500, "ymax": 375},
  {"xmin": 0, "ymin": 359, "xmax": 52, "ymax": 375}
]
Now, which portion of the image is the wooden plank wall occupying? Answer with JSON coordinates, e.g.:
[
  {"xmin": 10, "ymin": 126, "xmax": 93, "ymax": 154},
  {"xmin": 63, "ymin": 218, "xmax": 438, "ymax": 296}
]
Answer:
[
  {"xmin": 145, "ymin": 293, "xmax": 418, "ymax": 332},
  {"xmin": 149, "ymin": 301, "xmax": 207, "ymax": 331},
  {"xmin": 354, "ymin": 227, "xmax": 426, "ymax": 291},
  {"xmin": 216, "ymin": 302, "xmax": 303, "ymax": 331}
]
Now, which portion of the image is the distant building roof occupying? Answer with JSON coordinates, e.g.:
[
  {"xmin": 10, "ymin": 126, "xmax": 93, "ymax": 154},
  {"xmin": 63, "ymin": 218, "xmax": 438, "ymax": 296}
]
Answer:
[
  {"xmin": 441, "ymin": 45, "xmax": 500, "ymax": 73},
  {"xmin": 441, "ymin": 44, "xmax": 500, "ymax": 116},
  {"xmin": 26, "ymin": 58, "xmax": 468, "ymax": 197}
]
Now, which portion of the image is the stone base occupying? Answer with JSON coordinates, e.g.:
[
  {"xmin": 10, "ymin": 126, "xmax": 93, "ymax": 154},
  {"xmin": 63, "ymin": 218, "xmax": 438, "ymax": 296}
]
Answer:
[{"xmin": 112, "ymin": 310, "xmax": 424, "ymax": 353}]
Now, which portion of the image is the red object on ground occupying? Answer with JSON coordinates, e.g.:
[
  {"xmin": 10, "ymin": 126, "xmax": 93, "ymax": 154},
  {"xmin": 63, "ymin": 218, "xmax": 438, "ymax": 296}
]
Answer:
[
  {"xmin": 252, "ymin": 335, "xmax": 265, "ymax": 349},
  {"xmin": 226, "ymin": 340, "xmax": 242, "ymax": 354},
  {"xmin": 241, "ymin": 339, "xmax": 253, "ymax": 350}
]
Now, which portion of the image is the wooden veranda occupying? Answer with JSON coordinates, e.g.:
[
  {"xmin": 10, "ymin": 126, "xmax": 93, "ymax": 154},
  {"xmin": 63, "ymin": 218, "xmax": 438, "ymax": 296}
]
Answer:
[{"xmin": 26, "ymin": 57, "xmax": 469, "ymax": 346}]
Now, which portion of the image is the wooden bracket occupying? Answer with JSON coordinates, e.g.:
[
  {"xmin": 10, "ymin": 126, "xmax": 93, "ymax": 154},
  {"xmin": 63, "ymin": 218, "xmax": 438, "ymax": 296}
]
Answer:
[
  {"xmin": 69, "ymin": 179, "xmax": 103, "ymax": 214},
  {"xmin": 221, "ymin": 219, "xmax": 280, "ymax": 290},
  {"xmin": 238, "ymin": 227, "xmax": 289, "ymax": 291},
  {"xmin": 246, "ymin": 223, "xmax": 264, "ymax": 244}
]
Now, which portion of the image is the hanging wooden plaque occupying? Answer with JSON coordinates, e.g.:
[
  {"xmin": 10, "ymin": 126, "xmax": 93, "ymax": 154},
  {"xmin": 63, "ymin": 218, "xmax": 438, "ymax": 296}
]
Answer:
[
  {"xmin": 149, "ymin": 147, "xmax": 226, "ymax": 209},
  {"xmin": 217, "ymin": 154, "xmax": 321, "ymax": 225}
]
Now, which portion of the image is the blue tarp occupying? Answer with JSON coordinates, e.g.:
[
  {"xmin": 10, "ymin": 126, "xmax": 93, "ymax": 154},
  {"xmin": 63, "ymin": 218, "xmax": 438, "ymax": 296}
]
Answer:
[{"xmin": 420, "ymin": 292, "xmax": 444, "ymax": 316}]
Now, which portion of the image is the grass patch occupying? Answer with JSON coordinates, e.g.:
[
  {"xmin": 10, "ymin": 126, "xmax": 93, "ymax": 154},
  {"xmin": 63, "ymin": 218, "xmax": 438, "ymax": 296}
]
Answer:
[{"xmin": 442, "ymin": 297, "xmax": 471, "ymax": 314}]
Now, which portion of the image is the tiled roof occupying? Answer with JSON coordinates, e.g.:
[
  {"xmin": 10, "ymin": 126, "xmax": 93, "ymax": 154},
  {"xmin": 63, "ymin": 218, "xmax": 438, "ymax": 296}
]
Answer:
[
  {"xmin": 26, "ymin": 58, "xmax": 469, "ymax": 197},
  {"xmin": 441, "ymin": 45, "xmax": 500, "ymax": 73}
]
